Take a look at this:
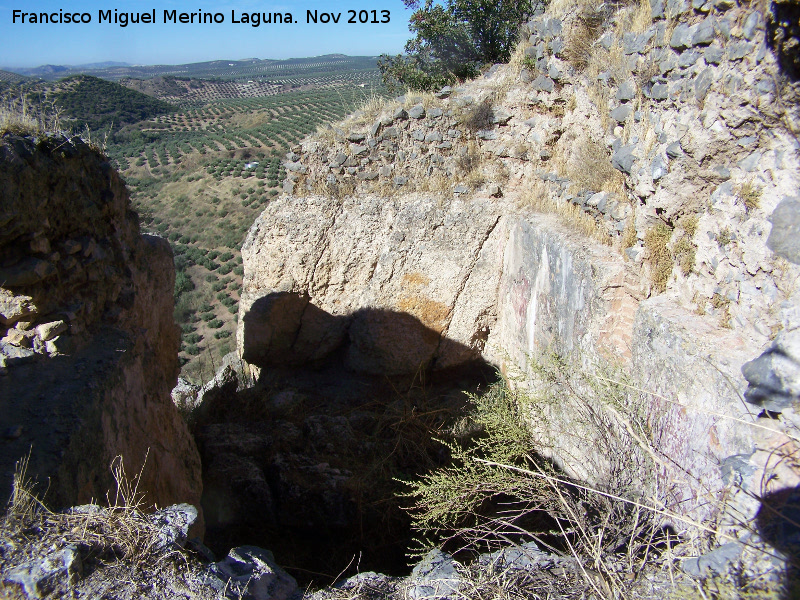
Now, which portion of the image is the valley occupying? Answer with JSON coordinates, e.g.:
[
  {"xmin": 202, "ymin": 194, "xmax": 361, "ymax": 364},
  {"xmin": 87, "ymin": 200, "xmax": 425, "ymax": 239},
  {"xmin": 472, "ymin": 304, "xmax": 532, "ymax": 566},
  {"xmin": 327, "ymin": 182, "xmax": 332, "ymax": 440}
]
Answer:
[{"xmin": 1, "ymin": 56, "xmax": 388, "ymax": 381}]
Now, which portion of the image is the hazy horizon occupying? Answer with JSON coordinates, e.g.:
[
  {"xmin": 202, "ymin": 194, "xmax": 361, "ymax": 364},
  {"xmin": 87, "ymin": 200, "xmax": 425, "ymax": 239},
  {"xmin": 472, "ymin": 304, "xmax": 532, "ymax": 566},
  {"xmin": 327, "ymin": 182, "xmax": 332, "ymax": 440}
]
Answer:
[{"xmin": 1, "ymin": 1, "xmax": 410, "ymax": 69}]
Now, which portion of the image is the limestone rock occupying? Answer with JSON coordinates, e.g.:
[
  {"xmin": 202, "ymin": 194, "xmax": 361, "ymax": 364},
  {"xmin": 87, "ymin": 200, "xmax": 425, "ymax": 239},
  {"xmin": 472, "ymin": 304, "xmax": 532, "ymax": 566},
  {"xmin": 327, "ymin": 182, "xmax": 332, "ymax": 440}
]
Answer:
[
  {"xmin": 5, "ymin": 545, "xmax": 82, "ymax": 599},
  {"xmin": 205, "ymin": 546, "xmax": 301, "ymax": 600},
  {"xmin": 239, "ymin": 194, "xmax": 503, "ymax": 376},
  {"xmin": 767, "ymin": 198, "xmax": 800, "ymax": 264},
  {"xmin": 406, "ymin": 549, "xmax": 462, "ymax": 600},
  {"xmin": 0, "ymin": 135, "xmax": 201, "ymax": 528},
  {"xmin": 742, "ymin": 329, "xmax": 800, "ymax": 411}
]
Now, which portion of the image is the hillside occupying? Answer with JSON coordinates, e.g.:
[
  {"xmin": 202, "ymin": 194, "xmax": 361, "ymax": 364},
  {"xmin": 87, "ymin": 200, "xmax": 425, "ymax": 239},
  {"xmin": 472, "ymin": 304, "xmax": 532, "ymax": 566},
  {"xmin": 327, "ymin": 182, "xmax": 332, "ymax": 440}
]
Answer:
[
  {"xmin": 52, "ymin": 75, "xmax": 177, "ymax": 130},
  {"xmin": 7, "ymin": 55, "xmax": 381, "ymax": 83}
]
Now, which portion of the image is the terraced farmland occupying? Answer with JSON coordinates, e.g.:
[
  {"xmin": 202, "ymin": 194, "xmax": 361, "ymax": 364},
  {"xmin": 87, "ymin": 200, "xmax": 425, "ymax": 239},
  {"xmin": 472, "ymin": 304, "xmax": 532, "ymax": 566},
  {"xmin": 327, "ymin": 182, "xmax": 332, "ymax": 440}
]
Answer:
[
  {"xmin": 110, "ymin": 84, "xmax": 388, "ymax": 380},
  {"xmin": 1, "ymin": 55, "xmax": 386, "ymax": 379}
]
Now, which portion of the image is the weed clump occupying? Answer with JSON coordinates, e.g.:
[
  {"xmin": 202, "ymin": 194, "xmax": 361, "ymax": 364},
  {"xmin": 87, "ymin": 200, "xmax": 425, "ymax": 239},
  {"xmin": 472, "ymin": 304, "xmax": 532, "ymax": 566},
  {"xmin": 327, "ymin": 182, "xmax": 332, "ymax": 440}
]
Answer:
[
  {"xmin": 564, "ymin": 8, "xmax": 606, "ymax": 72},
  {"xmin": 400, "ymin": 356, "xmax": 682, "ymax": 598},
  {"xmin": 737, "ymin": 180, "xmax": 762, "ymax": 213},
  {"xmin": 463, "ymin": 98, "xmax": 494, "ymax": 133},
  {"xmin": 645, "ymin": 222, "xmax": 673, "ymax": 293},
  {"xmin": 568, "ymin": 137, "xmax": 623, "ymax": 194}
]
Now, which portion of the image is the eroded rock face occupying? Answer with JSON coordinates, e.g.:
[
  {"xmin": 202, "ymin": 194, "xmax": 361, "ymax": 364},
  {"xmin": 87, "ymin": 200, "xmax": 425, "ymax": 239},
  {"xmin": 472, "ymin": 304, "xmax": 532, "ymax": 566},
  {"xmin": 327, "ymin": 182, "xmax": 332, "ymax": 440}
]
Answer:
[
  {"xmin": 238, "ymin": 193, "xmax": 503, "ymax": 375},
  {"xmin": 0, "ymin": 134, "xmax": 202, "ymax": 522}
]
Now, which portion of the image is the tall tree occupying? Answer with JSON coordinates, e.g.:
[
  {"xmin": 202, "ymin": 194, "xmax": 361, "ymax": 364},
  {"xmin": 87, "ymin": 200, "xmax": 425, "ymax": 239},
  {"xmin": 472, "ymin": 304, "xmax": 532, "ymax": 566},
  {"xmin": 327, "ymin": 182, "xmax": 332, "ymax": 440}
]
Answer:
[{"xmin": 379, "ymin": 0, "xmax": 538, "ymax": 91}]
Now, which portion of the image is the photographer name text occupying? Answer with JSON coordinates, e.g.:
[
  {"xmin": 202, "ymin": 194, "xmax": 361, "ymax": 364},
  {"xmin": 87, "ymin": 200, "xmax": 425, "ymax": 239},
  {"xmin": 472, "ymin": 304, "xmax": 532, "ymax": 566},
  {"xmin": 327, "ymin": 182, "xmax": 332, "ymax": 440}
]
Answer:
[{"xmin": 11, "ymin": 8, "xmax": 391, "ymax": 27}]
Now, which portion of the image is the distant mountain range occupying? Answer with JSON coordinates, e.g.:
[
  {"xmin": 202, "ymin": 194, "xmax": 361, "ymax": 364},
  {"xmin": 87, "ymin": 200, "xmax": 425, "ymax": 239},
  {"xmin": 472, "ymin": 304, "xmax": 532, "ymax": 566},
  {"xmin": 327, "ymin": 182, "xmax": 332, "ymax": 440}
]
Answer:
[{"xmin": 1, "ymin": 55, "xmax": 377, "ymax": 82}]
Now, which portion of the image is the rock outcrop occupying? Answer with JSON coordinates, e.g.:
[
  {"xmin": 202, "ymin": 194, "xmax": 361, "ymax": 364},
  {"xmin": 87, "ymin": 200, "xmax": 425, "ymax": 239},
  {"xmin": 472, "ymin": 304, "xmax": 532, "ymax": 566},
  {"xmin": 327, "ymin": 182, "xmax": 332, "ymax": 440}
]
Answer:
[
  {"xmin": 239, "ymin": 0, "xmax": 800, "ymax": 539},
  {"xmin": 0, "ymin": 134, "xmax": 202, "ymax": 520}
]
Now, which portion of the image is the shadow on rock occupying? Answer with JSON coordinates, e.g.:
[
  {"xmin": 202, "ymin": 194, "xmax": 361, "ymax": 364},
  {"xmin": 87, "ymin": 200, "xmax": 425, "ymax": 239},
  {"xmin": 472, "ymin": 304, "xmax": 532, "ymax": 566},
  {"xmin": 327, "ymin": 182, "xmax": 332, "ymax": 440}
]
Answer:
[
  {"xmin": 755, "ymin": 486, "xmax": 800, "ymax": 599},
  {"xmin": 199, "ymin": 293, "xmax": 496, "ymax": 587},
  {"xmin": 241, "ymin": 291, "xmax": 488, "ymax": 379}
]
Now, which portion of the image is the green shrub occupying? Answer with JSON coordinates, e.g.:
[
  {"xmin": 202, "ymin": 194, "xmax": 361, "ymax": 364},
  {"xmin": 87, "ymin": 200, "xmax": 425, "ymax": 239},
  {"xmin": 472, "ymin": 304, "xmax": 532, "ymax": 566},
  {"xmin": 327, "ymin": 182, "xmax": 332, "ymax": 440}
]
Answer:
[
  {"xmin": 214, "ymin": 330, "xmax": 232, "ymax": 339},
  {"xmin": 208, "ymin": 319, "xmax": 224, "ymax": 328},
  {"xmin": 174, "ymin": 271, "xmax": 194, "ymax": 297}
]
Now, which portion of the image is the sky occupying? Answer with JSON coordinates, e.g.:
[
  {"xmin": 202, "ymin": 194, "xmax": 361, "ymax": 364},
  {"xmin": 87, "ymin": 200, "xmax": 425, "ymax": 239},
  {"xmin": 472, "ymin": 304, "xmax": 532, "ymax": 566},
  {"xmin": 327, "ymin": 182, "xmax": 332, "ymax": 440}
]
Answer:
[{"xmin": 0, "ymin": 0, "xmax": 413, "ymax": 68}]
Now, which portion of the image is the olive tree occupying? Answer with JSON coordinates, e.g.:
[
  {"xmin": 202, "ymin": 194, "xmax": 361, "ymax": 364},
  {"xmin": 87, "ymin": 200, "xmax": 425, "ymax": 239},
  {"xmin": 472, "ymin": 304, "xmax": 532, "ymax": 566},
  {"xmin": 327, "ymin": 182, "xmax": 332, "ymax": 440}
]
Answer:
[{"xmin": 379, "ymin": 0, "xmax": 541, "ymax": 91}]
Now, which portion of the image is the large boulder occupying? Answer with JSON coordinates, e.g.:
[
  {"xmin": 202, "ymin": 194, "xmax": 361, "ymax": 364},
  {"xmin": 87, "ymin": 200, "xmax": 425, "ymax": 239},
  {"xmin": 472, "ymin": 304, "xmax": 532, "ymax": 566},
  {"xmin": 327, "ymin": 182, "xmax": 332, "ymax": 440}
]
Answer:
[{"xmin": 0, "ymin": 134, "xmax": 202, "ymax": 526}]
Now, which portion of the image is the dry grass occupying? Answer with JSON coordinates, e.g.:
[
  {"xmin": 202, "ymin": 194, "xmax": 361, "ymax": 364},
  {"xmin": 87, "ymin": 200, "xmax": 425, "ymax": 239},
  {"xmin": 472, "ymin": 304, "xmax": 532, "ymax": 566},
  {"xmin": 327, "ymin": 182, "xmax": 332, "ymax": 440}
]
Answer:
[
  {"xmin": 3, "ymin": 452, "xmax": 171, "ymax": 567},
  {"xmin": 0, "ymin": 93, "xmax": 63, "ymax": 136},
  {"xmin": 564, "ymin": 8, "xmax": 606, "ymax": 72},
  {"xmin": 644, "ymin": 222, "xmax": 673, "ymax": 293},
  {"xmin": 462, "ymin": 98, "xmax": 495, "ymax": 133},
  {"xmin": 567, "ymin": 136, "xmax": 625, "ymax": 195},
  {"xmin": 519, "ymin": 179, "xmax": 611, "ymax": 244}
]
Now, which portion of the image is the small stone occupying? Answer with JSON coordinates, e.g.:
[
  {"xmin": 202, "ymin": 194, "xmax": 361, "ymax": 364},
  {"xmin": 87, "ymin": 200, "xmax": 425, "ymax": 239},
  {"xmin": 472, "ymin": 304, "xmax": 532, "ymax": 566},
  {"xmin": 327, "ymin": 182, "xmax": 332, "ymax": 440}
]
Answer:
[
  {"xmin": 492, "ymin": 108, "xmax": 512, "ymax": 125},
  {"xmin": 692, "ymin": 17, "xmax": 716, "ymax": 45},
  {"xmin": 667, "ymin": 0, "xmax": 690, "ymax": 16},
  {"xmin": 407, "ymin": 549, "xmax": 462, "ymax": 600},
  {"xmin": 411, "ymin": 129, "xmax": 425, "ymax": 141},
  {"xmin": 623, "ymin": 31, "xmax": 654, "ymax": 54},
  {"xmin": 713, "ymin": 0, "xmax": 735, "ymax": 9},
  {"xmin": 475, "ymin": 130, "xmax": 498, "ymax": 140},
  {"xmin": 704, "ymin": 45, "xmax": 724, "ymax": 63},
  {"xmin": 767, "ymin": 198, "xmax": 800, "ymax": 265},
  {"xmin": 652, "ymin": 154, "xmax": 669, "ymax": 180},
  {"xmin": 670, "ymin": 23, "xmax": 693, "ymax": 49},
  {"xmin": 62, "ymin": 239, "xmax": 82, "ymax": 254},
  {"xmin": 349, "ymin": 144, "xmax": 369, "ymax": 157},
  {"xmin": 742, "ymin": 11, "xmax": 761, "ymax": 40},
  {"xmin": 738, "ymin": 151, "xmax": 762, "ymax": 172},
  {"xmin": 713, "ymin": 165, "xmax": 731, "ymax": 180},
  {"xmin": 5, "ymin": 545, "xmax": 82, "ymax": 598},
  {"xmin": 205, "ymin": 546, "xmax": 300, "ymax": 600},
  {"xmin": 651, "ymin": 82, "xmax": 670, "ymax": 100},
  {"xmin": 617, "ymin": 80, "xmax": 637, "ymax": 101},
  {"xmin": 435, "ymin": 86, "xmax": 452, "ymax": 99},
  {"xmin": 728, "ymin": 41, "xmax": 753, "ymax": 61},
  {"xmin": 453, "ymin": 185, "xmax": 469, "ymax": 194},
  {"xmin": 599, "ymin": 32, "xmax": 615, "ymax": 50},
  {"xmin": 369, "ymin": 121, "xmax": 381, "ymax": 137},
  {"xmin": 393, "ymin": 176, "xmax": 408, "ymax": 186},
  {"xmin": 428, "ymin": 107, "xmax": 443, "ymax": 118},
  {"xmin": 612, "ymin": 145, "xmax": 638, "ymax": 174},
  {"xmin": 610, "ymin": 104, "xmax": 633, "ymax": 123},
  {"xmin": 3, "ymin": 425, "xmax": 22, "ymax": 439},
  {"xmin": 678, "ymin": 49, "xmax": 702, "ymax": 67},
  {"xmin": 0, "ymin": 342, "xmax": 36, "ymax": 367},
  {"xmin": 487, "ymin": 184, "xmax": 501, "ymax": 197},
  {"xmin": 531, "ymin": 75, "xmax": 554, "ymax": 92},
  {"xmin": 148, "ymin": 504, "xmax": 198, "ymax": 552},
  {"xmin": 29, "ymin": 236, "xmax": 50, "ymax": 254},
  {"xmin": 666, "ymin": 141, "xmax": 683, "ymax": 158},
  {"xmin": 0, "ymin": 290, "xmax": 37, "ymax": 326},
  {"xmin": 36, "ymin": 320, "xmax": 67, "ymax": 342},
  {"xmin": 682, "ymin": 543, "xmax": 743, "ymax": 577},
  {"xmin": 357, "ymin": 171, "xmax": 379, "ymax": 180},
  {"xmin": 0, "ymin": 258, "xmax": 57, "ymax": 288},
  {"xmin": 392, "ymin": 107, "xmax": 408, "ymax": 120},
  {"xmin": 694, "ymin": 68, "xmax": 715, "ymax": 101},
  {"xmin": 424, "ymin": 131, "xmax": 443, "ymax": 143},
  {"xmin": 550, "ymin": 37, "xmax": 565, "ymax": 56},
  {"xmin": 408, "ymin": 104, "xmax": 426, "ymax": 119},
  {"xmin": 651, "ymin": 0, "xmax": 665, "ymax": 20}
]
